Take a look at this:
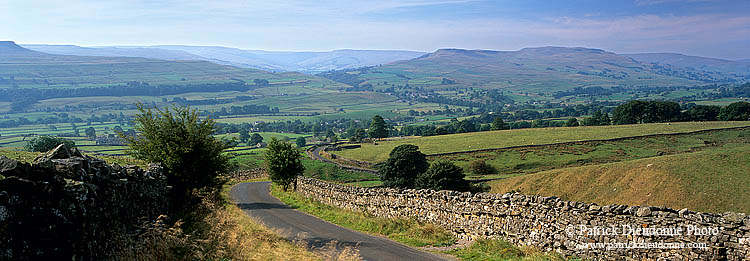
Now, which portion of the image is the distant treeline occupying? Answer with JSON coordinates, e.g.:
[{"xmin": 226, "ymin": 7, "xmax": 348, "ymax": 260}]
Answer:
[
  {"xmin": 613, "ymin": 100, "xmax": 750, "ymax": 124},
  {"xmin": 6, "ymin": 81, "xmax": 260, "ymax": 112}
]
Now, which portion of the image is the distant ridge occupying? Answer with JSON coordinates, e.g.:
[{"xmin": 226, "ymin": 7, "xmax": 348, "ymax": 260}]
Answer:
[
  {"xmin": 23, "ymin": 44, "xmax": 427, "ymax": 73},
  {"xmin": 1, "ymin": 41, "xmax": 326, "ymax": 88},
  {"xmin": 0, "ymin": 41, "xmax": 46, "ymax": 56},
  {"xmin": 323, "ymin": 46, "xmax": 747, "ymax": 92},
  {"xmin": 22, "ymin": 44, "xmax": 206, "ymax": 61},
  {"xmin": 624, "ymin": 53, "xmax": 750, "ymax": 75}
]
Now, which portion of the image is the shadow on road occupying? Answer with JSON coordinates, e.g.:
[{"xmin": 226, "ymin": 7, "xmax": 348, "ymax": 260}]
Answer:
[
  {"xmin": 236, "ymin": 202, "xmax": 292, "ymax": 210},
  {"xmin": 299, "ymin": 236, "xmax": 363, "ymax": 250}
]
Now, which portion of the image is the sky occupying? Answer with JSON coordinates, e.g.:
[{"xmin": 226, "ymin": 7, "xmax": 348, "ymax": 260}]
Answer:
[{"xmin": 1, "ymin": 0, "xmax": 749, "ymax": 59}]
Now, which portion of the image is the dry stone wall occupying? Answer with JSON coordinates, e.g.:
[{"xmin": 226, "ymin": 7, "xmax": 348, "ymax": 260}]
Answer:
[
  {"xmin": 225, "ymin": 168, "xmax": 267, "ymax": 180},
  {"xmin": 297, "ymin": 177, "xmax": 750, "ymax": 260},
  {"xmin": 0, "ymin": 145, "xmax": 170, "ymax": 260}
]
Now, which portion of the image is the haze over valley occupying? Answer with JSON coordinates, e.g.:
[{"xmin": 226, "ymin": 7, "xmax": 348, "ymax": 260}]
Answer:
[{"xmin": 1, "ymin": 0, "xmax": 749, "ymax": 260}]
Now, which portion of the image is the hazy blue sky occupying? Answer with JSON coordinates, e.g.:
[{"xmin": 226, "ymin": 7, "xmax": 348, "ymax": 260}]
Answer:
[{"xmin": 1, "ymin": 0, "xmax": 748, "ymax": 59}]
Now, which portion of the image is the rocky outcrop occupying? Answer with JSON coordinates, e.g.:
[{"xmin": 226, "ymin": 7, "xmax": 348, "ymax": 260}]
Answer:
[
  {"xmin": 297, "ymin": 177, "xmax": 750, "ymax": 260},
  {"xmin": 0, "ymin": 145, "xmax": 170, "ymax": 260}
]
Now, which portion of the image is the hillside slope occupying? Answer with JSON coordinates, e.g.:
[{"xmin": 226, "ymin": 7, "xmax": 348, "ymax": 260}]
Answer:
[
  {"xmin": 489, "ymin": 144, "xmax": 750, "ymax": 214},
  {"xmin": 625, "ymin": 53, "xmax": 750, "ymax": 76},
  {"xmin": 323, "ymin": 47, "xmax": 740, "ymax": 92},
  {"xmin": 0, "ymin": 41, "xmax": 327, "ymax": 88}
]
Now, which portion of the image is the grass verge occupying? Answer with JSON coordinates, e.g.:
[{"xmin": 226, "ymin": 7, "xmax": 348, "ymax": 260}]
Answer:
[
  {"xmin": 271, "ymin": 184, "xmax": 455, "ymax": 247},
  {"xmin": 445, "ymin": 239, "xmax": 565, "ymax": 261}
]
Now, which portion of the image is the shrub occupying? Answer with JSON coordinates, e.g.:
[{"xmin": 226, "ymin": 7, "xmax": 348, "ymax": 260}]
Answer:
[
  {"xmin": 122, "ymin": 104, "xmax": 231, "ymax": 208},
  {"xmin": 468, "ymin": 160, "xmax": 496, "ymax": 175},
  {"xmin": 24, "ymin": 136, "xmax": 75, "ymax": 152},
  {"xmin": 379, "ymin": 144, "xmax": 428, "ymax": 188},
  {"xmin": 295, "ymin": 137, "xmax": 306, "ymax": 148},
  {"xmin": 416, "ymin": 161, "xmax": 469, "ymax": 191},
  {"xmin": 265, "ymin": 138, "xmax": 305, "ymax": 191}
]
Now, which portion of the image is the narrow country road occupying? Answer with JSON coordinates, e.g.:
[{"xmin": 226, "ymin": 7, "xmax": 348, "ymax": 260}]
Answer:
[{"xmin": 229, "ymin": 182, "xmax": 448, "ymax": 261}]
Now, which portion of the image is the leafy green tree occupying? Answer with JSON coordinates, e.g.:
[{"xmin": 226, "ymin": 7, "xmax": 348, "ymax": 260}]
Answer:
[
  {"xmin": 599, "ymin": 111, "xmax": 611, "ymax": 125},
  {"xmin": 295, "ymin": 137, "xmax": 306, "ymax": 148},
  {"xmin": 379, "ymin": 144, "xmax": 428, "ymax": 188},
  {"xmin": 239, "ymin": 128, "xmax": 251, "ymax": 143},
  {"xmin": 643, "ymin": 101, "xmax": 681, "ymax": 123},
  {"xmin": 325, "ymin": 129, "xmax": 336, "ymax": 141},
  {"xmin": 25, "ymin": 136, "xmax": 75, "ymax": 152},
  {"xmin": 349, "ymin": 128, "xmax": 367, "ymax": 142},
  {"xmin": 249, "ymin": 133, "xmax": 264, "ymax": 146},
  {"xmin": 265, "ymin": 138, "xmax": 305, "ymax": 191},
  {"xmin": 416, "ymin": 160, "xmax": 469, "ymax": 191},
  {"xmin": 84, "ymin": 127, "xmax": 96, "ymax": 139},
  {"xmin": 368, "ymin": 115, "xmax": 388, "ymax": 140},
  {"xmin": 122, "ymin": 104, "xmax": 231, "ymax": 208},
  {"xmin": 491, "ymin": 117, "xmax": 508, "ymax": 130},
  {"xmin": 612, "ymin": 100, "xmax": 647, "ymax": 124},
  {"xmin": 468, "ymin": 159, "xmax": 496, "ymax": 175},
  {"xmin": 564, "ymin": 118, "xmax": 579, "ymax": 127},
  {"xmin": 685, "ymin": 105, "xmax": 721, "ymax": 121},
  {"xmin": 719, "ymin": 102, "xmax": 750, "ymax": 121}
]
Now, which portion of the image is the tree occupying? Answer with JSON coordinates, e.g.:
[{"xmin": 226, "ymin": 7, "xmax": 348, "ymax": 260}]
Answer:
[
  {"xmin": 368, "ymin": 115, "xmax": 388, "ymax": 140},
  {"xmin": 491, "ymin": 117, "xmax": 508, "ymax": 130},
  {"xmin": 416, "ymin": 161, "xmax": 469, "ymax": 191},
  {"xmin": 643, "ymin": 101, "xmax": 681, "ymax": 123},
  {"xmin": 84, "ymin": 127, "xmax": 96, "ymax": 139},
  {"xmin": 122, "ymin": 104, "xmax": 231, "ymax": 208},
  {"xmin": 468, "ymin": 159, "xmax": 496, "ymax": 175},
  {"xmin": 379, "ymin": 144, "xmax": 429, "ymax": 188},
  {"xmin": 239, "ymin": 128, "xmax": 251, "ymax": 143},
  {"xmin": 719, "ymin": 102, "xmax": 750, "ymax": 121},
  {"xmin": 612, "ymin": 100, "xmax": 647, "ymax": 124},
  {"xmin": 599, "ymin": 111, "xmax": 611, "ymax": 125},
  {"xmin": 349, "ymin": 128, "xmax": 367, "ymax": 142},
  {"xmin": 295, "ymin": 137, "xmax": 306, "ymax": 148},
  {"xmin": 265, "ymin": 138, "xmax": 305, "ymax": 191},
  {"xmin": 25, "ymin": 136, "xmax": 75, "ymax": 152},
  {"xmin": 685, "ymin": 105, "xmax": 721, "ymax": 121},
  {"xmin": 253, "ymin": 79, "xmax": 270, "ymax": 86},
  {"xmin": 249, "ymin": 133, "xmax": 264, "ymax": 146},
  {"xmin": 565, "ymin": 118, "xmax": 579, "ymax": 127}
]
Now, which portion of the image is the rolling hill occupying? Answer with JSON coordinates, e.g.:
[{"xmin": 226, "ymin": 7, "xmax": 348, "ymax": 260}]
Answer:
[
  {"xmin": 22, "ymin": 44, "xmax": 426, "ymax": 74},
  {"xmin": 625, "ymin": 53, "xmax": 750, "ymax": 76},
  {"xmin": 0, "ymin": 41, "xmax": 327, "ymax": 88},
  {"xmin": 322, "ymin": 47, "xmax": 745, "ymax": 93}
]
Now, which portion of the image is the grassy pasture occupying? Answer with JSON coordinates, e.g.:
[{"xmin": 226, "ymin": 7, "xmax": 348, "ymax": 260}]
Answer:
[
  {"xmin": 489, "ymin": 143, "xmax": 750, "ymax": 214},
  {"xmin": 434, "ymin": 127, "xmax": 750, "ymax": 179},
  {"xmin": 335, "ymin": 121, "xmax": 750, "ymax": 163}
]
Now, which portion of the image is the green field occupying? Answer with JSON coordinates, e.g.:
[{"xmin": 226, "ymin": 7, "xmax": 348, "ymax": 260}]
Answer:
[
  {"xmin": 489, "ymin": 144, "xmax": 750, "ymax": 214},
  {"xmin": 335, "ymin": 121, "xmax": 750, "ymax": 163},
  {"xmin": 433, "ymin": 127, "xmax": 750, "ymax": 179}
]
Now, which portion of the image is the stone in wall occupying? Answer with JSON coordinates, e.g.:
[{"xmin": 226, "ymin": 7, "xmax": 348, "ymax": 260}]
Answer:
[
  {"xmin": 296, "ymin": 177, "xmax": 750, "ymax": 260},
  {"xmin": 0, "ymin": 144, "xmax": 170, "ymax": 260}
]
